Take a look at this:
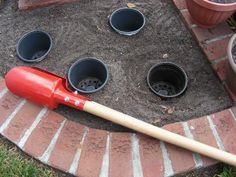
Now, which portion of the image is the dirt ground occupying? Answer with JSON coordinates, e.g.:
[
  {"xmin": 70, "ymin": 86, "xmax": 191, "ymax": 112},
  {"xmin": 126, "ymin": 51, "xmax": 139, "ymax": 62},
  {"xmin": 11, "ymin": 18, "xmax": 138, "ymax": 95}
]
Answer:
[{"xmin": 0, "ymin": 0, "xmax": 232, "ymax": 131}]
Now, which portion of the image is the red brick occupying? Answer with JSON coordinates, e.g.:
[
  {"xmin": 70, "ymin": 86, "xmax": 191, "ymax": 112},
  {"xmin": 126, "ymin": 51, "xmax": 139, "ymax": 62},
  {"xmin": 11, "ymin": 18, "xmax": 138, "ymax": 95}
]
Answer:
[
  {"xmin": 138, "ymin": 134, "xmax": 164, "ymax": 177},
  {"xmin": 109, "ymin": 133, "xmax": 132, "ymax": 177},
  {"xmin": 0, "ymin": 92, "xmax": 21, "ymax": 126},
  {"xmin": 211, "ymin": 109, "xmax": 236, "ymax": 154},
  {"xmin": 188, "ymin": 117, "xmax": 218, "ymax": 166},
  {"xmin": 202, "ymin": 38, "xmax": 230, "ymax": 62},
  {"xmin": 48, "ymin": 121, "xmax": 85, "ymax": 172},
  {"xmin": 18, "ymin": 0, "xmax": 79, "ymax": 10},
  {"xmin": 173, "ymin": 0, "xmax": 187, "ymax": 10},
  {"xmin": 23, "ymin": 111, "xmax": 64, "ymax": 157},
  {"xmin": 163, "ymin": 123, "xmax": 196, "ymax": 173},
  {"xmin": 0, "ymin": 78, "xmax": 6, "ymax": 92},
  {"xmin": 180, "ymin": 10, "xmax": 195, "ymax": 28},
  {"xmin": 212, "ymin": 59, "xmax": 226, "ymax": 81},
  {"xmin": 224, "ymin": 83, "xmax": 236, "ymax": 102},
  {"xmin": 3, "ymin": 101, "xmax": 42, "ymax": 143},
  {"xmin": 77, "ymin": 129, "xmax": 107, "ymax": 177},
  {"xmin": 192, "ymin": 23, "xmax": 233, "ymax": 44}
]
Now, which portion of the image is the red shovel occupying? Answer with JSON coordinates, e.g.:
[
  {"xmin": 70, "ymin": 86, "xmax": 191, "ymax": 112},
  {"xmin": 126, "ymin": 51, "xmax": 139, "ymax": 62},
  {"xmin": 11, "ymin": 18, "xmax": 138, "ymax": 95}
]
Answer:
[{"xmin": 5, "ymin": 66, "xmax": 236, "ymax": 166}]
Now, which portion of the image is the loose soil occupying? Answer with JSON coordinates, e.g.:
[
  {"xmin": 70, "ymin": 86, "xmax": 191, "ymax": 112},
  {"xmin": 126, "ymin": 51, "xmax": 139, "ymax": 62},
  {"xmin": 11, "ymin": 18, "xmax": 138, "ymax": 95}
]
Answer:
[{"xmin": 0, "ymin": 0, "xmax": 232, "ymax": 131}]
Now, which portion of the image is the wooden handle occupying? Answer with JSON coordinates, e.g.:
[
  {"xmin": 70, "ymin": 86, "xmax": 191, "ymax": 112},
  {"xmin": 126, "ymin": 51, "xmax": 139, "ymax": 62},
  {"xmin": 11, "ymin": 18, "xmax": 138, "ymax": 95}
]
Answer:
[{"xmin": 83, "ymin": 101, "xmax": 236, "ymax": 166}]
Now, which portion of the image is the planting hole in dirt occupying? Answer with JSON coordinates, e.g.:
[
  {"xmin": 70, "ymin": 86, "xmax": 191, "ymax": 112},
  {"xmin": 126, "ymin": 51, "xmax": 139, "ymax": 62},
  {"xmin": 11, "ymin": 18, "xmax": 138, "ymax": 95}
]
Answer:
[
  {"xmin": 16, "ymin": 31, "xmax": 52, "ymax": 62},
  {"xmin": 67, "ymin": 57, "xmax": 108, "ymax": 93},
  {"xmin": 147, "ymin": 62, "xmax": 188, "ymax": 98},
  {"xmin": 0, "ymin": 1, "xmax": 232, "ymax": 131},
  {"xmin": 109, "ymin": 7, "xmax": 145, "ymax": 36}
]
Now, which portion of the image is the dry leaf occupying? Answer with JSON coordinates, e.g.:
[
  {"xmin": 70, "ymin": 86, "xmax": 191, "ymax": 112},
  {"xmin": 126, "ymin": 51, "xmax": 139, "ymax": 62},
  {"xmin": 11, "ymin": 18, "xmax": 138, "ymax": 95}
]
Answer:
[
  {"xmin": 167, "ymin": 107, "xmax": 175, "ymax": 115},
  {"xmin": 160, "ymin": 105, "xmax": 168, "ymax": 114},
  {"xmin": 104, "ymin": 96, "xmax": 111, "ymax": 99},
  {"xmin": 160, "ymin": 105, "xmax": 175, "ymax": 115},
  {"xmin": 97, "ymin": 25, "xmax": 102, "ymax": 31},
  {"xmin": 127, "ymin": 3, "xmax": 136, "ymax": 8},
  {"xmin": 160, "ymin": 105, "xmax": 168, "ymax": 110},
  {"xmin": 152, "ymin": 118, "xmax": 161, "ymax": 124}
]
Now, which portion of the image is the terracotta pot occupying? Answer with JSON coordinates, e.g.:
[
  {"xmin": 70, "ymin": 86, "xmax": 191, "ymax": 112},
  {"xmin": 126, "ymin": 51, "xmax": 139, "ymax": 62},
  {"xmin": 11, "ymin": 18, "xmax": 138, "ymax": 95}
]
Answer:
[
  {"xmin": 186, "ymin": 0, "xmax": 236, "ymax": 28},
  {"xmin": 225, "ymin": 34, "xmax": 236, "ymax": 94}
]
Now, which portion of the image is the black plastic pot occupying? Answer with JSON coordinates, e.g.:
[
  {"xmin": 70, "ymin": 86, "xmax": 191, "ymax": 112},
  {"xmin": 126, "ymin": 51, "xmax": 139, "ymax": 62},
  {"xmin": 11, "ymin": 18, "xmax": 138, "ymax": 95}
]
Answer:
[
  {"xmin": 109, "ymin": 8, "xmax": 145, "ymax": 36},
  {"xmin": 147, "ymin": 62, "xmax": 188, "ymax": 98},
  {"xmin": 67, "ymin": 57, "xmax": 109, "ymax": 93},
  {"xmin": 16, "ymin": 30, "xmax": 52, "ymax": 62}
]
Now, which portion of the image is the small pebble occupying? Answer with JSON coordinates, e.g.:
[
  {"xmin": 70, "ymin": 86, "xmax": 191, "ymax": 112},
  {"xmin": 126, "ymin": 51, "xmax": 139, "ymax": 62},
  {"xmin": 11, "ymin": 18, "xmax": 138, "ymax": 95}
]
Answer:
[
  {"xmin": 127, "ymin": 3, "xmax": 136, "ymax": 8},
  {"xmin": 163, "ymin": 53, "xmax": 168, "ymax": 59}
]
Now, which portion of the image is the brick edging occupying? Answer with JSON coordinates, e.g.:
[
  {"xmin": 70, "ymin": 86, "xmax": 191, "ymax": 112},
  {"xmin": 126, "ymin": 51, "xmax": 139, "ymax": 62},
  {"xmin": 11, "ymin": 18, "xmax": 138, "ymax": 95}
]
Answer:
[
  {"xmin": 1, "ymin": 78, "xmax": 236, "ymax": 177},
  {"xmin": 2, "ymin": 0, "xmax": 236, "ymax": 176},
  {"xmin": 172, "ymin": 0, "xmax": 236, "ymax": 101},
  {"xmin": 18, "ymin": 0, "xmax": 79, "ymax": 10}
]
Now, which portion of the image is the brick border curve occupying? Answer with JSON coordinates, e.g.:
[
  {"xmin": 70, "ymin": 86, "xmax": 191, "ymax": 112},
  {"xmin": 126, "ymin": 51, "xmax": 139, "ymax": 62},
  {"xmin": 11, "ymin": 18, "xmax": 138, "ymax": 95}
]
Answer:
[
  {"xmin": 1, "ymin": 76, "xmax": 236, "ymax": 177},
  {"xmin": 0, "ymin": 0, "xmax": 234, "ymax": 176}
]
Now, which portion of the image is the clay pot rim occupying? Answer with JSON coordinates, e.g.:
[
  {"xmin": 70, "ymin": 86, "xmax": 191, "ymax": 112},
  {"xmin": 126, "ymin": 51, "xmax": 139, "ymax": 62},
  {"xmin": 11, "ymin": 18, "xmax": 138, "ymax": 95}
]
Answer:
[
  {"xmin": 193, "ymin": 0, "xmax": 236, "ymax": 11},
  {"xmin": 228, "ymin": 34, "xmax": 236, "ymax": 73}
]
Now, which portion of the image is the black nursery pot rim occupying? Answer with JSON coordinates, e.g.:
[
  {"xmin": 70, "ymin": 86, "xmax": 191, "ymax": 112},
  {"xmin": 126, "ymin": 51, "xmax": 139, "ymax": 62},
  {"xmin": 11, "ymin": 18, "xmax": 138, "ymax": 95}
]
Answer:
[
  {"xmin": 67, "ymin": 57, "xmax": 109, "ymax": 93},
  {"xmin": 147, "ymin": 62, "xmax": 188, "ymax": 98},
  {"xmin": 16, "ymin": 30, "xmax": 52, "ymax": 62},
  {"xmin": 109, "ymin": 7, "xmax": 146, "ymax": 36}
]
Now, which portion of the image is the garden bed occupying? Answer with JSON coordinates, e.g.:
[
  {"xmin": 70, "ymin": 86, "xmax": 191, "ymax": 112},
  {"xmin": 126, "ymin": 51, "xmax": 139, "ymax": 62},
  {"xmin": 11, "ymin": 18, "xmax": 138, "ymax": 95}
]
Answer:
[{"xmin": 0, "ymin": 0, "xmax": 232, "ymax": 131}]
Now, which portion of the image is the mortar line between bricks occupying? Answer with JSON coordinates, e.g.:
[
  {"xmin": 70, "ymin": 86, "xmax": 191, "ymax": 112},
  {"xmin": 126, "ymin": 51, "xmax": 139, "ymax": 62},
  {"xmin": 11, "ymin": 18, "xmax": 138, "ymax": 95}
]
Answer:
[
  {"xmin": 207, "ymin": 115, "xmax": 225, "ymax": 151},
  {"xmin": 180, "ymin": 9, "xmax": 188, "ymax": 13},
  {"xmin": 131, "ymin": 134, "xmax": 144, "ymax": 177},
  {"xmin": 210, "ymin": 56, "xmax": 227, "ymax": 65},
  {"xmin": 160, "ymin": 141, "xmax": 174, "ymax": 177},
  {"xmin": 0, "ymin": 99, "xmax": 26, "ymax": 133},
  {"xmin": 0, "ymin": 88, "xmax": 8, "ymax": 99},
  {"xmin": 203, "ymin": 33, "xmax": 234, "ymax": 45},
  {"xmin": 229, "ymin": 109, "xmax": 236, "ymax": 122},
  {"xmin": 18, "ymin": 108, "xmax": 48, "ymax": 149},
  {"xmin": 99, "ymin": 133, "xmax": 110, "ymax": 177},
  {"xmin": 39, "ymin": 119, "xmax": 66, "ymax": 163},
  {"xmin": 69, "ymin": 127, "xmax": 89, "ymax": 175},
  {"xmin": 181, "ymin": 122, "xmax": 203, "ymax": 168},
  {"xmin": 190, "ymin": 24, "xmax": 197, "ymax": 29}
]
